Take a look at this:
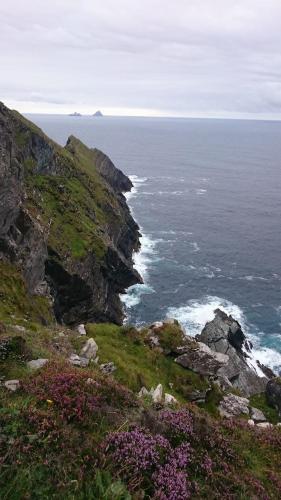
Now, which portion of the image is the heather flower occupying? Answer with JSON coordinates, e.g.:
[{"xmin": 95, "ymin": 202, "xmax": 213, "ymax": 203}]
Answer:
[
  {"xmin": 158, "ymin": 409, "xmax": 193, "ymax": 443},
  {"xmin": 153, "ymin": 443, "xmax": 192, "ymax": 499},
  {"xmin": 106, "ymin": 427, "xmax": 171, "ymax": 475}
]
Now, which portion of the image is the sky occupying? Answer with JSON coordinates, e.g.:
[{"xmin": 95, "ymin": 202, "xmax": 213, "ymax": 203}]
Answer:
[{"xmin": 2, "ymin": 0, "xmax": 281, "ymax": 118}]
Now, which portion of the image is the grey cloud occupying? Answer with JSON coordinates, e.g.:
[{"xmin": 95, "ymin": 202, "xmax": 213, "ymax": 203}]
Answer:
[{"xmin": 1, "ymin": 0, "xmax": 281, "ymax": 117}]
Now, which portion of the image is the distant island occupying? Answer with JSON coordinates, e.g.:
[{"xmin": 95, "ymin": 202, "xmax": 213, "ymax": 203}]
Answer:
[
  {"xmin": 93, "ymin": 110, "xmax": 103, "ymax": 117},
  {"xmin": 69, "ymin": 112, "xmax": 82, "ymax": 117}
]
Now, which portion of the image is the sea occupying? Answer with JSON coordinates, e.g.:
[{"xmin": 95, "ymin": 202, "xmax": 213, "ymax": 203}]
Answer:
[{"xmin": 28, "ymin": 114, "xmax": 281, "ymax": 373}]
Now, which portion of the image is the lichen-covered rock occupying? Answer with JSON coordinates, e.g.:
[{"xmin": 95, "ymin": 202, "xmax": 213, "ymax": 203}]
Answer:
[
  {"xmin": 175, "ymin": 341, "xmax": 229, "ymax": 376},
  {"xmin": 219, "ymin": 394, "xmax": 250, "ymax": 418}
]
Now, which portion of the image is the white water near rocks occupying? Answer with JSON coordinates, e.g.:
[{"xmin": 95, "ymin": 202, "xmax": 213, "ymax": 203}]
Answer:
[{"xmin": 29, "ymin": 114, "xmax": 281, "ymax": 374}]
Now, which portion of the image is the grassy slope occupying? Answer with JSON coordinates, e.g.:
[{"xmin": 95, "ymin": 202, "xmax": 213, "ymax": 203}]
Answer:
[{"xmin": 12, "ymin": 111, "xmax": 123, "ymax": 262}]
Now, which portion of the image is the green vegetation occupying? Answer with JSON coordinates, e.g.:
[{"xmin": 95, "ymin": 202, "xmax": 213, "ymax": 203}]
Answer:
[
  {"xmin": 0, "ymin": 260, "xmax": 53, "ymax": 325},
  {"xmin": 250, "ymin": 393, "xmax": 280, "ymax": 424},
  {"xmin": 85, "ymin": 323, "xmax": 208, "ymax": 399}
]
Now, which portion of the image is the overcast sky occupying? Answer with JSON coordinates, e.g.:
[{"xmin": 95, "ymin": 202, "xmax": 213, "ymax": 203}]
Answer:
[{"xmin": 2, "ymin": 0, "xmax": 281, "ymax": 118}]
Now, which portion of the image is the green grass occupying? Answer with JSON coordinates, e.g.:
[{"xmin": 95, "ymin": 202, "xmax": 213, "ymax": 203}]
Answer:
[
  {"xmin": 0, "ymin": 260, "xmax": 53, "ymax": 325},
  {"xmin": 85, "ymin": 323, "xmax": 208, "ymax": 400},
  {"xmin": 250, "ymin": 393, "xmax": 280, "ymax": 424}
]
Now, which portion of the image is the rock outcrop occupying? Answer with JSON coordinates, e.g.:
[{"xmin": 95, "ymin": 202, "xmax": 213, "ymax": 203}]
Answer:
[
  {"xmin": 175, "ymin": 341, "xmax": 229, "ymax": 376},
  {"xmin": 196, "ymin": 309, "xmax": 268, "ymax": 396},
  {"xmin": 0, "ymin": 102, "xmax": 141, "ymax": 325},
  {"xmin": 266, "ymin": 378, "xmax": 281, "ymax": 416}
]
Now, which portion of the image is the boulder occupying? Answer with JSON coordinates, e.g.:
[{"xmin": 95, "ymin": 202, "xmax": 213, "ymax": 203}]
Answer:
[
  {"xmin": 266, "ymin": 378, "xmax": 281, "ymax": 416},
  {"xmin": 219, "ymin": 394, "xmax": 250, "ymax": 418},
  {"xmin": 69, "ymin": 353, "xmax": 89, "ymax": 367},
  {"xmin": 256, "ymin": 422, "xmax": 272, "ymax": 429},
  {"xmin": 100, "ymin": 362, "xmax": 116, "ymax": 374},
  {"xmin": 248, "ymin": 419, "xmax": 255, "ymax": 426},
  {"xmin": 27, "ymin": 358, "xmax": 48, "ymax": 370},
  {"xmin": 197, "ymin": 309, "xmax": 268, "ymax": 396},
  {"xmin": 77, "ymin": 324, "xmax": 86, "ymax": 336},
  {"xmin": 151, "ymin": 384, "xmax": 163, "ymax": 403},
  {"xmin": 175, "ymin": 341, "xmax": 229, "ymax": 376},
  {"xmin": 138, "ymin": 387, "xmax": 150, "ymax": 398},
  {"xmin": 80, "ymin": 338, "xmax": 98, "ymax": 360},
  {"xmin": 250, "ymin": 407, "xmax": 266, "ymax": 423},
  {"xmin": 164, "ymin": 393, "xmax": 178, "ymax": 405},
  {"xmin": 4, "ymin": 379, "xmax": 20, "ymax": 392}
]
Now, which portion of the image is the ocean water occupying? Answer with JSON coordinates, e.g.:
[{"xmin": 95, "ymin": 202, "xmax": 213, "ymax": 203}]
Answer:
[{"xmin": 29, "ymin": 114, "xmax": 281, "ymax": 372}]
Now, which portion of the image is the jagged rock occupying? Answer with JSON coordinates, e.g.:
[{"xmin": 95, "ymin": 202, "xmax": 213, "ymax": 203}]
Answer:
[
  {"xmin": 77, "ymin": 324, "xmax": 86, "ymax": 336},
  {"xmin": 4, "ymin": 379, "xmax": 20, "ymax": 391},
  {"xmin": 69, "ymin": 353, "xmax": 89, "ymax": 367},
  {"xmin": 151, "ymin": 384, "xmax": 163, "ymax": 403},
  {"xmin": 256, "ymin": 422, "xmax": 272, "ymax": 429},
  {"xmin": 197, "ymin": 309, "xmax": 268, "ymax": 396},
  {"xmin": 175, "ymin": 341, "xmax": 229, "ymax": 376},
  {"xmin": 27, "ymin": 358, "xmax": 48, "ymax": 370},
  {"xmin": 138, "ymin": 387, "xmax": 150, "ymax": 398},
  {"xmin": 100, "ymin": 362, "xmax": 116, "ymax": 374},
  {"xmin": 80, "ymin": 338, "xmax": 98, "ymax": 360},
  {"xmin": 257, "ymin": 360, "xmax": 275, "ymax": 379},
  {"xmin": 164, "ymin": 393, "xmax": 178, "ymax": 405},
  {"xmin": 266, "ymin": 378, "xmax": 281, "ymax": 416},
  {"xmin": 219, "ymin": 394, "xmax": 250, "ymax": 418},
  {"xmin": 250, "ymin": 407, "xmax": 266, "ymax": 423}
]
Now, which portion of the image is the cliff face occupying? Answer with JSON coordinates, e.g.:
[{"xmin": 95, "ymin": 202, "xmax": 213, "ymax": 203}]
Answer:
[{"xmin": 0, "ymin": 102, "xmax": 141, "ymax": 325}]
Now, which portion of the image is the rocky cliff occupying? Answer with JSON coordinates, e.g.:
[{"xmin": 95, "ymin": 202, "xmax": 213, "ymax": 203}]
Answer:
[{"xmin": 0, "ymin": 102, "xmax": 141, "ymax": 326}]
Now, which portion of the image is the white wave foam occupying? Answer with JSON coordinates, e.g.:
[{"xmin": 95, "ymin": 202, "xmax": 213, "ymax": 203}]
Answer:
[
  {"xmin": 166, "ymin": 296, "xmax": 245, "ymax": 336},
  {"xmin": 121, "ymin": 233, "xmax": 156, "ymax": 308},
  {"xmin": 190, "ymin": 242, "xmax": 200, "ymax": 252},
  {"xmin": 251, "ymin": 345, "xmax": 281, "ymax": 374},
  {"xmin": 167, "ymin": 296, "xmax": 281, "ymax": 373},
  {"xmin": 196, "ymin": 188, "xmax": 207, "ymax": 195},
  {"xmin": 122, "ymin": 174, "xmax": 157, "ymax": 309},
  {"xmin": 125, "ymin": 175, "xmax": 148, "ymax": 201}
]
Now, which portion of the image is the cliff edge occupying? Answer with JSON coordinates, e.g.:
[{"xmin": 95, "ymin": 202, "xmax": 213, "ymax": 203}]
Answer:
[{"xmin": 0, "ymin": 102, "xmax": 141, "ymax": 325}]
